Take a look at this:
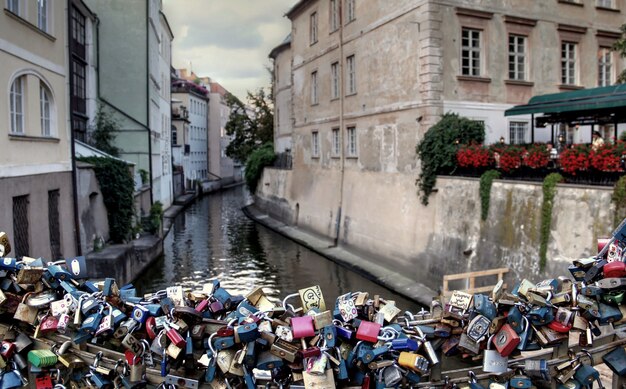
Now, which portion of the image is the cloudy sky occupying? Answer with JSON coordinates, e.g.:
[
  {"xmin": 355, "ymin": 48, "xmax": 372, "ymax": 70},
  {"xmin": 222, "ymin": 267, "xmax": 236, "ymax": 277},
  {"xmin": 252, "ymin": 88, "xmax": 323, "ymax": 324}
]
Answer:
[{"xmin": 163, "ymin": 0, "xmax": 296, "ymax": 100}]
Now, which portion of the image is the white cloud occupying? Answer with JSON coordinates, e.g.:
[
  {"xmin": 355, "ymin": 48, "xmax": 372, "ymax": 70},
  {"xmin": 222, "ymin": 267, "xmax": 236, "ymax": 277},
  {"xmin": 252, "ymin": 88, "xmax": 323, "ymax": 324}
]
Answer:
[{"xmin": 163, "ymin": 0, "xmax": 296, "ymax": 100}]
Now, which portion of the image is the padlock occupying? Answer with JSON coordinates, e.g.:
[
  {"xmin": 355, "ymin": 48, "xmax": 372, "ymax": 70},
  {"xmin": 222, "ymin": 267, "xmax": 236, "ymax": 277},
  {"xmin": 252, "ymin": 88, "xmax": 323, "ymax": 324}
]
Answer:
[
  {"xmin": 306, "ymin": 352, "xmax": 328, "ymax": 375},
  {"xmin": 255, "ymin": 350, "xmax": 284, "ymax": 370},
  {"xmin": 38, "ymin": 314, "xmax": 59, "ymax": 334},
  {"xmin": 536, "ymin": 324, "xmax": 568, "ymax": 346},
  {"xmin": 302, "ymin": 367, "xmax": 335, "ymax": 389},
  {"xmin": 466, "ymin": 314, "xmax": 490, "ymax": 342},
  {"xmin": 382, "ymin": 364, "xmax": 403, "ymax": 387},
  {"xmin": 313, "ymin": 310, "xmax": 333, "ymax": 330},
  {"xmin": 583, "ymin": 258, "xmax": 607, "ymax": 283},
  {"xmin": 493, "ymin": 323, "xmax": 520, "ymax": 357},
  {"xmin": 164, "ymin": 321, "xmax": 186, "ymax": 348},
  {"xmin": 528, "ymin": 305, "xmax": 554, "ymax": 326},
  {"xmin": 356, "ymin": 320, "xmax": 381, "ymax": 343},
  {"xmin": 457, "ymin": 332, "xmax": 480, "ymax": 355},
  {"xmin": 604, "ymin": 260, "xmax": 626, "ymax": 277},
  {"xmin": 269, "ymin": 338, "xmax": 299, "ymax": 362},
  {"xmin": 81, "ymin": 304, "xmax": 105, "ymax": 334},
  {"xmin": 506, "ymin": 306, "xmax": 524, "ymax": 333},
  {"xmin": 601, "ymin": 346, "xmax": 626, "ymax": 376},
  {"xmin": 483, "ymin": 335, "xmax": 508, "ymax": 373},
  {"xmin": 121, "ymin": 333, "xmax": 143, "ymax": 356},
  {"xmin": 275, "ymin": 324, "xmax": 294, "ymax": 342},
  {"xmin": 509, "ymin": 371, "xmax": 532, "ymax": 388},
  {"xmin": 517, "ymin": 316, "xmax": 534, "ymax": 351},
  {"xmin": 524, "ymin": 359, "xmax": 550, "ymax": 381},
  {"xmin": 235, "ymin": 322, "xmax": 259, "ymax": 343},
  {"xmin": 573, "ymin": 359, "xmax": 602, "ymax": 388},
  {"xmin": 602, "ymin": 289, "xmax": 625, "ymax": 304},
  {"xmin": 597, "ymin": 301, "xmax": 622, "ymax": 324},
  {"xmin": 13, "ymin": 293, "xmax": 38, "ymax": 324}
]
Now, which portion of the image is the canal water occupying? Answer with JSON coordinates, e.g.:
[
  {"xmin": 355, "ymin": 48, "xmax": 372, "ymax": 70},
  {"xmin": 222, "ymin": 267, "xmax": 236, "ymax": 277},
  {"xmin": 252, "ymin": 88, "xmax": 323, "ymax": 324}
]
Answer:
[{"xmin": 136, "ymin": 186, "xmax": 421, "ymax": 312}]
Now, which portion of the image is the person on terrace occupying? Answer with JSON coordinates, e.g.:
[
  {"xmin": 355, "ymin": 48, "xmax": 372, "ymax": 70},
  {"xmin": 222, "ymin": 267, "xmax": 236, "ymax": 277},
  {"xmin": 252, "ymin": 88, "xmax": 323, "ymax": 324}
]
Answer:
[{"xmin": 592, "ymin": 130, "xmax": 604, "ymax": 151}]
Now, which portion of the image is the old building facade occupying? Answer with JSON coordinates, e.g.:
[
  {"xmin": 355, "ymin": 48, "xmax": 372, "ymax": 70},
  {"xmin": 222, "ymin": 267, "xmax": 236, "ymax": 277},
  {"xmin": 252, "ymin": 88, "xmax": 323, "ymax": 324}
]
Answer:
[
  {"xmin": 269, "ymin": 34, "xmax": 293, "ymax": 153},
  {"xmin": 0, "ymin": 0, "xmax": 77, "ymax": 259},
  {"xmin": 263, "ymin": 0, "xmax": 626, "ymax": 271}
]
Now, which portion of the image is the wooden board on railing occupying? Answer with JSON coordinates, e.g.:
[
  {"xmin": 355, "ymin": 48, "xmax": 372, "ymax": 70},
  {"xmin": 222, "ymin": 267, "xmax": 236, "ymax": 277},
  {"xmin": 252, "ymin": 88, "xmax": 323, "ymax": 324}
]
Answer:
[{"xmin": 442, "ymin": 267, "xmax": 509, "ymax": 297}]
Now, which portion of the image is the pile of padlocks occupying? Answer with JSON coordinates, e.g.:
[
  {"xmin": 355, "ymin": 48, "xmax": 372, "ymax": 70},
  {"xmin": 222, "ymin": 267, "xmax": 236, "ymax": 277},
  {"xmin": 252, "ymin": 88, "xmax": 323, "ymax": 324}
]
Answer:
[{"xmin": 0, "ymin": 221, "xmax": 624, "ymax": 389}]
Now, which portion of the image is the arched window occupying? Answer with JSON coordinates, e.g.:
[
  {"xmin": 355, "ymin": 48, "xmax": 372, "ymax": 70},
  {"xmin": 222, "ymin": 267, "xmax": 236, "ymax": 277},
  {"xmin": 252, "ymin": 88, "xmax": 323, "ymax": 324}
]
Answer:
[
  {"xmin": 9, "ymin": 76, "xmax": 24, "ymax": 134},
  {"xmin": 40, "ymin": 83, "xmax": 52, "ymax": 136}
]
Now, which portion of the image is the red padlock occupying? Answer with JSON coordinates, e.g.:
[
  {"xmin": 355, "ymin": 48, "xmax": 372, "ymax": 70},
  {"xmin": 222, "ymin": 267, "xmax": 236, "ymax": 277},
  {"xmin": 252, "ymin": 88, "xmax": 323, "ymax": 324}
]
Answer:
[
  {"xmin": 216, "ymin": 326, "xmax": 235, "ymax": 337},
  {"xmin": 145, "ymin": 316, "xmax": 157, "ymax": 340},
  {"xmin": 493, "ymin": 324, "xmax": 520, "ymax": 357},
  {"xmin": 548, "ymin": 320, "xmax": 572, "ymax": 333},
  {"xmin": 291, "ymin": 315, "xmax": 315, "ymax": 339},
  {"xmin": 39, "ymin": 315, "xmax": 59, "ymax": 334},
  {"xmin": 299, "ymin": 346, "xmax": 321, "ymax": 359},
  {"xmin": 597, "ymin": 238, "xmax": 610, "ymax": 254},
  {"xmin": 0, "ymin": 341, "xmax": 16, "ymax": 359},
  {"xmin": 195, "ymin": 299, "xmax": 210, "ymax": 313},
  {"xmin": 604, "ymin": 261, "xmax": 626, "ymax": 278},
  {"xmin": 164, "ymin": 322, "xmax": 186, "ymax": 348},
  {"xmin": 356, "ymin": 321, "xmax": 381, "ymax": 343},
  {"xmin": 209, "ymin": 300, "xmax": 224, "ymax": 313},
  {"xmin": 35, "ymin": 375, "xmax": 53, "ymax": 389},
  {"xmin": 124, "ymin": 349, "xmax": 140, "ymax": 365}
]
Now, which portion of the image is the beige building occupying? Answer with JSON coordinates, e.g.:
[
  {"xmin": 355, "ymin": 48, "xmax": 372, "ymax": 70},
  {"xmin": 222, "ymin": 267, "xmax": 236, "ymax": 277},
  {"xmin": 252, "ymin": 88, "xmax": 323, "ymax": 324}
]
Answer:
[
  {"xmin": 262, "ymin": 0, "xmax": 626, "ymax": 269},
  {"xmin": 269, "ymin": 34, "xmax": 293, "ymax": 153},
  {"xmin": 0, "ymin": 0, "xmax": 77, "ymax": 259}
]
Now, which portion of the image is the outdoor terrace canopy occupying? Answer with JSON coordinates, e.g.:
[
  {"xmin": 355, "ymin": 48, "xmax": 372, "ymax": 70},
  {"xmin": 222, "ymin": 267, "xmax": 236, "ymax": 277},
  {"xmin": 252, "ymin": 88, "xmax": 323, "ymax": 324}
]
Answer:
[{"xmin": 504, "ymin": 84, "xmax": 626, "ymax": 141}]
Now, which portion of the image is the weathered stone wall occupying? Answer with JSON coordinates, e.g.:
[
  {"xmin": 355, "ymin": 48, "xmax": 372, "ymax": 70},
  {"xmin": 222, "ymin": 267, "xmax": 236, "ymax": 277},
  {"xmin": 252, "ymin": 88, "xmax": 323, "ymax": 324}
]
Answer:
[{"xmin": 257, "ymin": 169, "xmax": 614, "ymax": 291}]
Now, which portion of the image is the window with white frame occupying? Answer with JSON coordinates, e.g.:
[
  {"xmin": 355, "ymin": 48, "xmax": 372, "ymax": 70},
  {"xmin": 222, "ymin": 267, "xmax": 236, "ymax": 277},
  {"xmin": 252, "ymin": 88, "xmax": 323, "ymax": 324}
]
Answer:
[
  {"xmin": 346, "ymin": 0, "xmax": 355, "ymax": 23},
  {"xmin": 561, "ymin": 42, "xmax": 577, "ymax": 85},
  {"xmin": 332, "ymin": 128, "xmax": 340, "ymax": 156},
  {"xmin": 40, "ymin": 83, "xmax": 52, "ymax": 136},
  {"xmin": 312, "ymin": 131, "xmax": 320, "ymax": 158},
  {"xmin": 598, "ymin": 47, "xmax": 613, "ymax": 87},
  {"xmin": 10, "ymin": 76, "xmax": 24, "ymax": 134},
  {"xmin": 347, "ymin": 126, "xmax": 357, "ymax": 157},
  {"xmin": 461, "ymin": 28, "xmax": 481, "ymax": 76},
  {"xmin": 597, "ymin": 0, "xmax": 613, "ymax": 8},
  {"xmin": 6, "ymin": 0, "xmax": 19, "ymax": 15},
  {"xmin": 310, "ymin": 12, "xmax": 318, "ymax": 44},
  {"xmin": 311, "ymin": 71, "xmax": 318, "ymax": 105},
  {"xmin": 509, "ymin": 122, "xmax": 528, "ymax": 145},
  {"xmin": 330, "ymin": 0, "xmax": 340, "ymax": 32},
  {"xmin": 346, "ymin": 55, "xmax": 356, "ymax": 95},
  {"xmin": 38, "ymin": 0, "xmax": 49, "ymax": 32},
  {"xmin": 508, "ymin": 35, "xmax": 526, "ymax": 81},
  {"xmin": 331, "ymin": 62, "xmax": 339, "ymax": 99}
]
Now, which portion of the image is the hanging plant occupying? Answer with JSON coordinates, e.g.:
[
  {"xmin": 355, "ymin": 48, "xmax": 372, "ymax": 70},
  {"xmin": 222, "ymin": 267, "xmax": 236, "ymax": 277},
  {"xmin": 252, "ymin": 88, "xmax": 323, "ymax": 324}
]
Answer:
[
  {"xmin": 539, "ymin": 173, "xmax": 563, "ymax": 271},
  {"xmin": 612, "ymin": 176, "xmax": 626, "ymax": 228},
  {"xmin": 479, "ymin": 170, "xmax": 501, "ymax": 221}
]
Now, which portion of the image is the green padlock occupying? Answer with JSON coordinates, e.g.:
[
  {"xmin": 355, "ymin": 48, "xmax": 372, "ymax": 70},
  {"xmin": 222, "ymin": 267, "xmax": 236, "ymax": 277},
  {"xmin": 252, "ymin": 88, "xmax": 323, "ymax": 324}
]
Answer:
[
  {"xmin": 27, "ymin": 349, "xmax": 58, "ymax": 367},
  {"xmin": 602, "ymin": 289, "xmax": 625, "ymax": 305}
]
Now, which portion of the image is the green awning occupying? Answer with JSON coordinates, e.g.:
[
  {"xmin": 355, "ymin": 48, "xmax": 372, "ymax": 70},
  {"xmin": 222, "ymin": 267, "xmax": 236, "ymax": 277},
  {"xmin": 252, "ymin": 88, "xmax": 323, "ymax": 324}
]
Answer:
[{"xmin": 505, "ymin": 84, "xmax": 626, "ymax": 117}]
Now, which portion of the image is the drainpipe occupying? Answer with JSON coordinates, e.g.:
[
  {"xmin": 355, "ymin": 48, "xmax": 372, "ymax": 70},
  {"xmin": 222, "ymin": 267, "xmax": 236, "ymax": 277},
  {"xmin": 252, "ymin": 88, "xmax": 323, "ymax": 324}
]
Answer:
[
  {"xmin": 146, "ymin": 1, "xmax": 154, "ymax": 205},
  {"xmin": 69, "ymin": 1, "xmax": 82, "ymax": 256},
  {"xmin": 333, "ymin": 3, "xmax": 346, "ymax": 247}
]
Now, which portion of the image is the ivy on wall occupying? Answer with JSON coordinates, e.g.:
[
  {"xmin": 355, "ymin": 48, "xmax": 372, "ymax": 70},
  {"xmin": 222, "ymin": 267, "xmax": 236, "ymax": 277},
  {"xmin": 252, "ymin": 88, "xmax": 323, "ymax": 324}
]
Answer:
[
  {"xmin": 78, "ymin": 156, "xmax": 135, "ymax": 243},
  {"xmin": 539, "ymin": 173, "xmax": 563, "ymax": 271},
  {"xmin": 612, "ymin": 176, "xmax": 626, "ymax": 228},
  {"xmin": 479, "ymin": 170, "xmax": 501, "ymax": 221},
  {"xmin": 245, "ymin": 143, "xmax": 276, "ymax": 194}
]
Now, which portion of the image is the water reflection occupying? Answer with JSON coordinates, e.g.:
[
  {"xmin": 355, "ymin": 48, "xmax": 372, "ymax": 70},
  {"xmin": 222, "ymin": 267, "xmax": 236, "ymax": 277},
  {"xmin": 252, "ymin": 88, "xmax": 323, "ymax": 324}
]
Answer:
[{"xmin": 136, "ymin": 186, "xmax": 421, "ymax": 311}]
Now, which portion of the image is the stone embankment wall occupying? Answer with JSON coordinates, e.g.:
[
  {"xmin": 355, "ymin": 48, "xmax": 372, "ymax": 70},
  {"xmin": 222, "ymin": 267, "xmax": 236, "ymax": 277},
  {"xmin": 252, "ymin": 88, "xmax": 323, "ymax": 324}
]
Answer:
[{"xmin": 257, "ymin": 168, "xmax": 614, "ymax": 291}]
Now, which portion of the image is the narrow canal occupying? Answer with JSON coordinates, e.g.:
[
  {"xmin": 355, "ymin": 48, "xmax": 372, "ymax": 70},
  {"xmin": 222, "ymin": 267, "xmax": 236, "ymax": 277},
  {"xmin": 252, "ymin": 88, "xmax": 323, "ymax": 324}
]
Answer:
[{"xmin": 136, "ymin": 186, "xmax": 421, "ymax": 311}]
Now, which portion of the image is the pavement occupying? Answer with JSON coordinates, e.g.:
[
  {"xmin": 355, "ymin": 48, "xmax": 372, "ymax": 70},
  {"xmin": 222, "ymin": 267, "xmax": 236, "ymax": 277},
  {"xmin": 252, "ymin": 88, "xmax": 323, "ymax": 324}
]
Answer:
[{"xmin": 242, "ymin": 204, "xmax": 437, "ymax": 306}]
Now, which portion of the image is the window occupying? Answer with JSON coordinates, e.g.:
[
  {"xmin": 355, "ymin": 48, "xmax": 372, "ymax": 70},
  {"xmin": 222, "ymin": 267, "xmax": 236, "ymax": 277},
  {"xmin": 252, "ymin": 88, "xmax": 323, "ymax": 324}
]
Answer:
[
  {"xmin": 346, "ymin": 0, "xmax": 355, "ymax": 23},
  {"xmin": 10, "ymin": 76, "xmax": 24, "ymax": 134},
  {"xmin": 461, "ymin": 28, "xmax": 481, "ymax": 76},
  {"xmin": 332, "ymin": 128, "xmax": 340, "ymax": 155},
  {"xmin": 310, "ymin": 12, "xmax": 318, "ymax": 44},
  {"xmin": 346, "ymin": 55, "xmax": 356, "ymax": 95},
  {"xmin": 561, "ymin": 42, "xmax": 577, "ymax": 85},
  {"xmin": 71, "ymin": 6, "xmax": 86, "ymax": 46},
  {"xmin": 597, "ymin": 0, "xmax": 613, "ymax": 7},
  {"xmin": 13, "ymin": 194, "xmax": 29, "ymax": 258},
  {"xmin": 72, "ymin": 60, "xmax": 86, "ymax": 114},
  {"xmin": 509, "ymin": 122, "xmax": 528, "ymax": 145},
  {"xmin": 40, "ymin": 84, "xmax": 52, "ymax": 136},
  {"xmin": 598, "ymin": 47, "xmax": 613, "ymax": 87},
  {"xmin": 330, "ymin": 0, "xmax": 340, "ymax": 32},
  {"xmin": 508, "ymin": 35, "xmax": 526, "ymax": 81},
  {"xmin": 311, "ymin": 71, "xmax": 318, "ymax": 105},
  {"xmin": 172, "ymin": 128, "xmax": 177, "ymax": 145},
  {"xmin": 312, "ymin": 131, "xmax": 319, "ymax": 158},
  {"xmin": 38, "ymin": 0, "xmax": 49, "ymax": 32},
  {"xmin": 331, "ymin": 62, "xmax": 339, "ymax": 99},
  {"xmin": 347, "ymin": 127, "xmax": 357, "ymax": 157},
  {"xmin": 6, "ymin": 0, "xmax": 19, "ymax": 14},
  {"xmin": 48, "ymin": 190, "xmax": 61, "ymax": 259}
]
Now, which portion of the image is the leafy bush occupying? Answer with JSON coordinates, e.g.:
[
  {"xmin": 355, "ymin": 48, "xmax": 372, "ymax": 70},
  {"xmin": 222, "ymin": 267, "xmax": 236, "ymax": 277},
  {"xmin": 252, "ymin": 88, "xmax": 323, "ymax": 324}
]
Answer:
[
  {"xmin": 498, "ymin": 145, "xmax": 524, "ymax": 173},
  {"xmin": 78, "ymin": 157, "xmax": 135, "ymax": 243},
  {"xmin": 88, "ymin": 106, "xmax": 120, "ymax": 157},
  {"xmin": 245, "ymin": 143, "xmax": 276, "ymax": 194},
  {"xmin": 559, "ymin": 144, "xmax": 590, "ymax": 175},
  {"xmin": 479, "ymin": 170, "xmax": 501, "ymax": 221},
  {"xmin": 523, "ymin": 144, "xmax": 550, "ymax": 169},
  {"xmin": 416, "ymin": 113, "xmax": 485, "ymax": 205},
  {"xmin": 143, "ymin": 201, "xmax": 163, "ymax": 235},
  {"xmin": 589, "ymin": 142, "xmax": 625, "ymax": 172},
  {"xmin": 457, "ymin": 143, "xmax": 493, "ymax": 169},
  {"xmin": 539, "ymin": 173, "xmax": 563, "ymax": 271}
]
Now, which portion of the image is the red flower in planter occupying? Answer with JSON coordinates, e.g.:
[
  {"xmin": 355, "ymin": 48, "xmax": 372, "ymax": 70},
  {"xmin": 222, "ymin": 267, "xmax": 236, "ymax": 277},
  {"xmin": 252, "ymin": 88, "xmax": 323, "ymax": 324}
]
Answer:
[
  {"xmin": 523, "ymin": 144, "xmax": 550, "ymax": 169},
  {"xmin": 498, "ymin": 145, "xmax": 524, "ymax": 173},
  {"xmin": 589, "ymin": 143, "xmax": 623, "ymax": 172},
  {"xmin": 456, "ymin": 143, "xmax": 493, "ymax": 168},
  {"xmin": 559, "ymin": 144, "xmax": 590, "ymax": 175}
]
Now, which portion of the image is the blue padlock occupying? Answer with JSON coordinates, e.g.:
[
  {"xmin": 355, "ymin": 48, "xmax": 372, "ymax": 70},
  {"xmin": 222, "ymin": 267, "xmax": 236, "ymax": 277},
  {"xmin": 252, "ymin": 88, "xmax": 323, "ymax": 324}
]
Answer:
[
  {"xmin": 255, "ymin": 351, "xmax": 284, "ymax": 370},
  {"xmin": 90, "ymin": 372, "xmax": 112, "ymax": 388},
  {"xmin": 81, "ymin": 305, "xmax": 105, "ymax": 334},
  {"xmin": 144, "ymin": 304, "xmax": 162, "ymax": 317},
  {"xmin": 81, "ymin": 281, "xmax": 100, "ymax": 294},
  {"xmin": 41, "ymin": 270, "xmax": 60, "ymax": 289},
  {"xmin": 65, "ymin": 256, "xmax": 88, "ymax": 279},
  {"xmin": 507, "ymin": 306, "xmax": 524, "ymax": 333},
  {"xmin": 357, "ymin": 343, "xmax": 390, "ymax": 363},
  {"xmin": 131, "ymin": 305, "xmax": 150, "ymax": 324},
  {"xmin": 46, "ymin": 264, "xmax": 72, "ymax": 280},
  {"xmin": 59, "ymin": 280, "xmax": 77, "ymax": 295},
  {"xmin": 212, "ymin": 288, "xmax": 233, "ymax": 309},
  {"xmin": 613, "ymin": 218, "xmax": 626, "ymax": 240},
  {"xmin": 391, "ymin": 338, "xmax": 419, "ymax": 351},
  {"xmin": 235, "ymin": 301, "xmax": 259, "ymax": 320},
  {"xmin": 72, "ymin": 331, "xmax": 92, "ymax": 345},
  {"xmin": 336, "ymin": 354, "xmax": 349, "ymax": 380},
  {"xmin": 212, "ymin": 336, "xmax": 235, "ymax": 351},
  {"xmin": 205, "ymin": 352, "xmax": 217, "ymax": 382},
  {"xmin": 236, "ymin": 323, "xmax": 260, "ymax": 343},
  {"xmin": 0, "ymin": 258, "xmax": 21, "ymax": 272},
  {"xmin": 567, "ymin": 264, "xmax": 587, "ymax": 281},
  {"xmin": 322, "ymin": 325, "xmax": 337, "ymax": 347},
  {"xmin": 243, "ymin": 341, "xmax": 256, "ymax": 368},
  {"xmin": 110, "ymin": 307, "xmax": 127, "ymax": 326},
  {"xmin": 597, "ymin": 302, "xmax": 622, "ymax": 325},
  {"xmin": 528, "ymin": 306, "xmax": 554, "ymax": 326},
  {"xmin": 159, "ymin": 297, "xmax": 175, "ymax": 314},
  {"xmin": 335, "ymin": 324, "xmax": 354, "ymax": 340},
  {"xmin": 102, "ymin": 278, "xmax": 116, "ymax": 296},
  {"xmin": 474, "ymin": 294, "xmax": 497, "ymax": 320}
]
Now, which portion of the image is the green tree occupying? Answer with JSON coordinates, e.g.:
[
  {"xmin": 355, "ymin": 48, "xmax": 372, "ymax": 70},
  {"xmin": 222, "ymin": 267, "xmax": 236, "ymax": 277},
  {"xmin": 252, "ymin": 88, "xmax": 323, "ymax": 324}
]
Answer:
[
  {"xmin": 224, "ymin": 88, "xmax": 274, "ymax": 163},
  {"xmin": 88, "ymin": 105, "xmax": 120, "ymax": 157},
  {"xmin": 416, "ymin": 113, "xmax": 485, "ymax": 205},
  {"xmin": 613, "ymin": 24, "xmax": 626, "ymax": 83}
]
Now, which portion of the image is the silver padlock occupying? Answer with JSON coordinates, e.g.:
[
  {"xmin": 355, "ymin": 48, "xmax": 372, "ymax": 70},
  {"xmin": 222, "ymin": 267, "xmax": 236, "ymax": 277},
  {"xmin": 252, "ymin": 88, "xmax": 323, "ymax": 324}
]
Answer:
[
  {"xmin": 483, "ymin": 335, "xmax": 508, "ymax": 373},
  {"xmin": 383, "ymin": 365, "xmax": 403, "ymax": 387}
]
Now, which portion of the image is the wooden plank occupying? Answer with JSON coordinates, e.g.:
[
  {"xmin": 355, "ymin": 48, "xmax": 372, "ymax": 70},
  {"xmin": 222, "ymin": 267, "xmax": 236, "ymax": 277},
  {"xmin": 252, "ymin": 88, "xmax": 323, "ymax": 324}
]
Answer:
[{"xmin": 443, "ymin": 268, "xmax": 509, "ymax": 282}]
